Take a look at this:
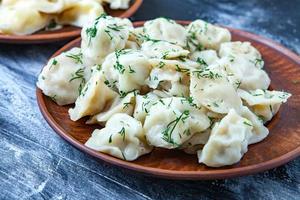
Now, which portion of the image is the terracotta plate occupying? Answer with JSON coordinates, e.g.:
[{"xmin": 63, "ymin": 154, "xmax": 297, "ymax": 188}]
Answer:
[
  {"xmin": 36, "ymin": 21, "xmax": 300, "ymax": 180},
  {"xmin": 0, "ymin": 0, "xmax": 143, "ymax": 44}
]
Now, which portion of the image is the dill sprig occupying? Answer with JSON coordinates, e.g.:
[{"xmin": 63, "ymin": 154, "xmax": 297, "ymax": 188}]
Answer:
[
  {"xmin": 162, "ymin": 110, "xmax": 190, "ymax": 146},
  {"xmin": 69, "ymin": 68, "xmax": 86, "ymax": 95},
  {"xmin": 66, "ymin": 52, "xmax": 83, "ymax": 64},
  {"xmin": 186, "ymin": 24, "xmax": 204, "ymax": 50},
  {"xmin": 192, "ymin": 68, "xmax": 222, "ymax": 79},
  {"xmin": 49, "ymin": 58, "xmax": 58, "ymax": 70},
  {"xmin": 118, "ymin": 127, "xmax": 126, "ymax": 141},
  {"xmin": 86, "ymin": 14, "xmax": 107, "ymax": 45},
  {"xmin": 196, "ymin": 57, "xmax": 208, "ymax": 66}
]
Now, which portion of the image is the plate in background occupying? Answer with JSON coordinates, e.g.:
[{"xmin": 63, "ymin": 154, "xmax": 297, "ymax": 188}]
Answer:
[{"xmin": 0, "ymin": 0, "xmax": 143, "ymax": 44}]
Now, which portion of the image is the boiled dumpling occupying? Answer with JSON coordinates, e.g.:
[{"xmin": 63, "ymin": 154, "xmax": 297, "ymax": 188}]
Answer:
[
  {"xmin": 0, "ymin": 2, "xmax": 51, "ymax": 35},
  {"xmin": 215, "ymin": 57, "xmax": 270, "ymax": 90},
  {"xmin": 186, "ymin": 19, "xmax": 231, "ymax": 51},
  {"xmin": 87, "ymin": 91, "xmax": 136, "ymax": 125},
  {"xmin": 198, "ymin": 109, "xmax": 252, "ymax": 167},
  {"xmin": 141, "ymin": 40, "xmax": 189, "ymax": 59},
  {"xmin": 81, "ymin": 15, "xmax": 133, "ymax": 66},
  {"xmin": 180, "ymin": 129, "xmax": 211, "ymax": 154},
  {"xmin": 240, "ymin": 106, "xmax": 269, "ymax": 144},
  {"xmin": 238, "ymin": 89, "xmax": 291, "ymax": 122},
  {"xmin": 144, "ymin": 97, "xmax": 210, "ymax": 149},
  {"xmin": 68, "ymin": 68, "xmax": 118, "ymax": 121},
  {"xmin": 189, "ymin": 50, "xmax": 219, "ymax": 66},
  {"xmin": 56, "ymin": 0, "xmax": 104, "ymax": 28},
  {"xmin": 101, "ymin": 0, "xmax": 130, "ymax": 9},
  {"xmin": 146, "ymin": 68, "xmax": 190, "ymax": 97},
  {"xmin": 85, "ymin": 113, "xmax": 153, "ymax": 161},
  {"xmin": 190, "ymin": 65, "xmax": 243, "ymax": 114},
  {"xmin": 143, "ymin": 18, "xmax": 187, "ymax": 47},
  {"xmin": 101, "ymin": 49, "xmax": 151, "ymax": 93},
  {"xmin": 133, "ymin": 93, "xmax": 160, "ymax": 123},
  {"xmin": 219, "ymin": 41, "xmax": 264, "ymax": 69},
  {"xmin": 37, "ymin": 47, "xmax": 89, "ymax": 105}
]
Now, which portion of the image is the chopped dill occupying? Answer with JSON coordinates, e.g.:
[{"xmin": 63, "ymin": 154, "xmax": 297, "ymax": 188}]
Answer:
[{"xmin": 66, "ymin": 52, "xmax": 83, "ymax": 64}]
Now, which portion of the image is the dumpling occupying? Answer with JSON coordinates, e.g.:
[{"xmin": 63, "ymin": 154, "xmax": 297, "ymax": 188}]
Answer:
[
  {"xmin": 146, "ymin": 68, "xmax": 190, "ymax": 97},
  {"xmin": 198, "ymin": 109, "xmax": 253, "ymax": 167},
  {"xmin": 133, "ymin": 93, "xmax": 160, "ymax": 123},
  {"xmin": 81, "ymin": 15, "xmax": 133, "ymax": 66},
  {"xmin": 35, "ymin": 0, "xmax": 67, "ymax": 14},
  {"xmin": 141, "ymin": 40, "xmax": 189, "ymax": 59},
  {"xmin": 190, "ymin": 66, "xmax": 243, "ymax": 114},
  {"xmin": 101, "ymin": 0, "xmax": 130, "ymax": 9},
  {"xmin": 68, "ymin": 68, "xmax": 118, "ymax": 121},
  {"xmin": 87, "ymin": 91, "xmax": 136, "ymax": 125},
  {"xmin": 219, "ymin": 41, "xmax": 264, "ymax": 69},
  {"xmin": 37, "ymin": 47, "xmax": 90, "ymax": 105},
  {"xmin": 101, "ymin": 49, "xmax": 151, "ymax": 93},
  {"xmin": 215, "ymin": 57, "xmax": 270, "ymax": 90},
  {"xmin": 144, "ymin": 97, "xmax": 210, "ymax": 149},
  {"xmin": 0, "ymin": 2, "xmax": 51, "ymax": 35},
  {"xmin": 56, "ymin": 0, "xmax": 104, "ymax": 28},
  {"xmin": 186, "ymin": 19, "xmax": 231, "ymax": 51},
  {"xmin": 143, "ymin": 18, "xmax": 187, "ymax": 46},
  {"xmin": 238, "ymin": 89, "xmax": 291, "ymax": 122},
  {"xmin": 180, "ymin": 129, "xmax": 211, "ymax": 154},
  {"xmin": 189, "ymin": 50, "xmax": 219, "ymax": 66},
  {"xmin": 240, "ymin": 106, "xmax": 269, "ymax": 144},
  {"xmin": 85, "ymin": 113, "xmax": 153, "ymax": 161}
]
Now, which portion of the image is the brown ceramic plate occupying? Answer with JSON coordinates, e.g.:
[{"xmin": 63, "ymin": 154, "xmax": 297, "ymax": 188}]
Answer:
[
  {"xmin": 0, "ymin": 0, "xmax": 143, "ymax": 44},
  {"xmin": 36, "ymin": 21, "xmax": 300, "ymax": 180}
]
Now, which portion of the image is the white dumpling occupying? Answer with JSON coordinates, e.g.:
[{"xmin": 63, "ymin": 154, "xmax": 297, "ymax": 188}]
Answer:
[
  {"xmin": 85, "ymin": 113, "xmax": 153, "ymax": 161},
  {"xmin": 215, "ymin": 57, "xmax": 270, "ymax": 90},
  {"xmin": 101, "ymin": 49, "xmax": 151, "ymax": 93},
  {"xmin": 180, "ymin": 129, "xmax": 211, "ymax": 154},
  {"xmin": 133, "ymin": 93, "xmax": 160, "ymax": 123},
  {"xmin": 190, "ymin": 66, "xmax": 243, "ymax": 114},
  {"xmin": 68, "ymin": 68, "xmax": 118, "ymax": 121},
  {"xmin": 56, "ymin": 0, "xmax": 104, "ymax": 28},
  {"xmin": 100, "ymin": 0, "xmax": 130, "ymax": 9},
  {"xmin": 143, "ymin": 18, "xmax": 187, "ymax": 46},
  {"xmin": 240, "ymin": 106, "xmax": 269, "ymax": 144},
  {"xmin": 35, "ymin": 0, "xmax": 67, "ymax": 14},
  {"xmin": 37, "ymin": 47, "xmax": 90, "ymax": 105},
  {"xmin": 189, "ymin": 50, "xmax": 219, "ymax": 66},
  {"xmin": 87, "ymin": 91, "xmax": 136, "ymax": 125},
  {"xmin": 238, "ymin": 89, "xmax": 291, "ymax": 122},
  {"xmin": 186, "ymin": 19, "xmax": 231, "ymax": 51},
  {"xmin": 0, "ymin": 2, "xmax": 51, "ymax": 35},
  {"xmin": 141, "ymin": 40, "xmax": 189, "ymax": 59},
  {"xmin": 146, "ymin": 68, "xmax": 189, "ymax": 97},
  {"xmin": 144, "ymin": 97, "xmax": 210, "ymax": 149},
  {"xmin": 81, "ymin": 15, "xmax": 133, "ymax": 66},
  {"xmin": 219, "ymin": 41, "xmax": 264, "ymax": 69},
  {"xmin": 198, "ymin": 109, "xmax": 253, "ymax": 167}
]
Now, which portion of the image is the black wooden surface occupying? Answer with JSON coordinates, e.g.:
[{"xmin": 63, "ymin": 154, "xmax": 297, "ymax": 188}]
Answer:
[{"xmin": 0, "ymin": 0, "xmax": 299, "ymax": 199}]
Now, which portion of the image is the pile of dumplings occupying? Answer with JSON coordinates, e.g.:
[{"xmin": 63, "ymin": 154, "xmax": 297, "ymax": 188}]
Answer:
[
  {"xmin": 37, "ymin": 15, "xmax": 291, "ymax": 167},
  {"xmin": 0, "ymin": 0, "xmax": 130, "ymax": 35}
]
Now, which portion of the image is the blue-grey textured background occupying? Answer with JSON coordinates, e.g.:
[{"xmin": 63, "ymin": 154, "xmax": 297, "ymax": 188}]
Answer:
[{"xmin": 0, "ymin": 0, "xmax": 299, "ymax": 199}]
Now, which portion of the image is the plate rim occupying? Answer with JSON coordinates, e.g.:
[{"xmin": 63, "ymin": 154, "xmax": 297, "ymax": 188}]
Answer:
[
  {"xmin": 0, "ymin": 0, "xmax": 143, "ymax": 44},
  {"xmin": 36, "ymin": 21, "xmax": 300, "ymax": 180}
]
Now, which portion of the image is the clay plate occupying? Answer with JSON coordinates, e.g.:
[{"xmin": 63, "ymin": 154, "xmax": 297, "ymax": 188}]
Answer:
[
  {"xmin": 36, "ymin": 21, "xmax": 300, "ymax": 180},
  {"xmin": 0, "ymin": 0, "xmax": 143, "ymax": 44}
]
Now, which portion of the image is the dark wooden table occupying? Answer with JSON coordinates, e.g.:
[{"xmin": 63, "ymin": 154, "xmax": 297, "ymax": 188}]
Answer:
[{"xmin": 0, "ymin": 0, "xmax": 299, "ymax": 199}]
